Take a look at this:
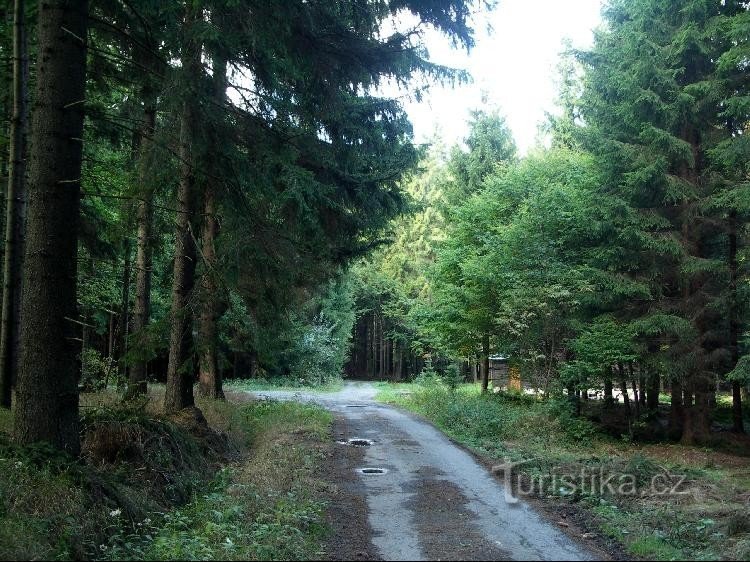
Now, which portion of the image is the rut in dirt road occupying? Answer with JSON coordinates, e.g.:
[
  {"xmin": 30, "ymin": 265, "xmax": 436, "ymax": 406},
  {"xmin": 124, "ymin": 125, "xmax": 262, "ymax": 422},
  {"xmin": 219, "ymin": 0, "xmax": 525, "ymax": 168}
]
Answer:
[{"xmin": 252, "ymin": 382, "xmax": 597, "ymax": 561}]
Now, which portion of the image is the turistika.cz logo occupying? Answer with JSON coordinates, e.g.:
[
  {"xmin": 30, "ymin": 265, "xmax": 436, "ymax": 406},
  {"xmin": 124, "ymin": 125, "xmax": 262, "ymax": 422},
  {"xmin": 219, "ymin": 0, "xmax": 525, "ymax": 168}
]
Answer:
[{"xmin": 491, "ymin": 459, "xmax": 690, "ymax": 504}]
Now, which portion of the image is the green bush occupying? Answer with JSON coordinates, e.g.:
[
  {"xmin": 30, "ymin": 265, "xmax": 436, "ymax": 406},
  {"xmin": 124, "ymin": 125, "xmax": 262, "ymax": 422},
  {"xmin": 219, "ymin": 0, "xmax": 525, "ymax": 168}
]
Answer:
[
  {"xmin": 544, "ymin": 398, "xmax": 599, "ymax": 442},
  {"xmin": 413, "ymin": 360, "xmax": 463, "ymax": 391},
  {"xmin": 81, "ymin": 347, "xmax": 114, "ymax": 391},
  {"xmin": 287, "ymin": 320, "xmax": 345, "ymax": 386}
]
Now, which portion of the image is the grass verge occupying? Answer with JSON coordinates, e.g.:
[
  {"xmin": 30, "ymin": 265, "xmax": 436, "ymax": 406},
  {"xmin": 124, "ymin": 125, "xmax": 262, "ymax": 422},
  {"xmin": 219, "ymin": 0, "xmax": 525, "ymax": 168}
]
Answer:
[
  {"xmin": 0, "ymin": 389, "xmax": 333, "ymax": 561},
  {"xmin": 375, "ymin": 381, "xmax": 750, "ymax": 561}
]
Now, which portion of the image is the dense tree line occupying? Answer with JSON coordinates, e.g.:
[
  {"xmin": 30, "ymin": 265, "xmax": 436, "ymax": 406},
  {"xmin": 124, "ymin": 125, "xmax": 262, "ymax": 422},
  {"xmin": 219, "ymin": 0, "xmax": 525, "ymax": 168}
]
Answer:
[
  {"xmin": 353, "ymin": 0, "xmax": 750, "ymax": 444},
  {"xmin": 0, "ymin": 0, "xmax": 484, "ymax": 453}
]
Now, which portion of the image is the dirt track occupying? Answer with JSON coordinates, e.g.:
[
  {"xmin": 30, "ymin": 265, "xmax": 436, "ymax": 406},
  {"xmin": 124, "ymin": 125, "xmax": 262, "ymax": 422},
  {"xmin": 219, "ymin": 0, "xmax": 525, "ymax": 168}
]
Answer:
[{"xmin": 252, "ymin": 382, "xmax": 598, "ymax": 561}]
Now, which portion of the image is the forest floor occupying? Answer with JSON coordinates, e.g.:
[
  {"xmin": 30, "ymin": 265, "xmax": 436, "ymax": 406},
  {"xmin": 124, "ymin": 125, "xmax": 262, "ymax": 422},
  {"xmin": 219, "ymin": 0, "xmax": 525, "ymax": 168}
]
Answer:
[
  {"xmin": 0, "ymin": 386, "xmax": 335, "ymax": 560},
  {"xmin": 375, "ymin": 382, "xmax": 750, "ymax": 561},
  {"xmin": 251, "ymin": 382, "xmax": 602, "ymax": 561}
]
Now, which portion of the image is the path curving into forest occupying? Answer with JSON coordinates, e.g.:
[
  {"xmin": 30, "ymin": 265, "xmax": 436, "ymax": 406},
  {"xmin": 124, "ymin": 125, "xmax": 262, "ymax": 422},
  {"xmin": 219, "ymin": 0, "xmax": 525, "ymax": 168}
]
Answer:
[{"xmin": 250, "ymin": 382, "xmax": 597, "ymax": 561}]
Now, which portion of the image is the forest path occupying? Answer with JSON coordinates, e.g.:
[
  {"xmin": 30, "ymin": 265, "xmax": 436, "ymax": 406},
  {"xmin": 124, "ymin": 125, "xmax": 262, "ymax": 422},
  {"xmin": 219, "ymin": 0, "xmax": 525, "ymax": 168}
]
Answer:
[{"xmin": 250, "ymin": 382, "xmax": 595, "ymax": 561}]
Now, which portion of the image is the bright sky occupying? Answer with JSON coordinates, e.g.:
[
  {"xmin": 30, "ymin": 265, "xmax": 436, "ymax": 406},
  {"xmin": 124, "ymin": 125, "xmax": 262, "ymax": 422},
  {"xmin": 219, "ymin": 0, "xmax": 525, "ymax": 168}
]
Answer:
[{"xmin": 404, "ymin": 0, "xmax": 604, "ymax": 154}]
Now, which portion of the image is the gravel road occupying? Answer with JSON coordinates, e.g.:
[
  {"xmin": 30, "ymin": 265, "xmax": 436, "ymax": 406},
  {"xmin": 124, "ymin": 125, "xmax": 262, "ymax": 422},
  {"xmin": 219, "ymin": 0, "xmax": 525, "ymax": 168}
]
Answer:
[{"xmin": 251, "ymin": 382, "xmax": 597, "ymax": 561}]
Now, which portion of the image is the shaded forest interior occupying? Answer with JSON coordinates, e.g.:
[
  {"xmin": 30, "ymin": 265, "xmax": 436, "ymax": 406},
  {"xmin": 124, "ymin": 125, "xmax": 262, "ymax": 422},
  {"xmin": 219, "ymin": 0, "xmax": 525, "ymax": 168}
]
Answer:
[
  {"xmin": 0, "ymin": 0, "xmax": 748, "ymax": 466},
  {"xmin": 346, "ymin": 311, "xmax": 420, "ymax": 380}
]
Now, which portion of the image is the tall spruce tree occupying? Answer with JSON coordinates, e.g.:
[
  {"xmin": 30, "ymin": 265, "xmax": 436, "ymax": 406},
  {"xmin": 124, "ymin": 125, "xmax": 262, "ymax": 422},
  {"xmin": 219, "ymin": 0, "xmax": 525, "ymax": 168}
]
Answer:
[
  {"xmin": 711, "ymin": 4, "xmax": 750, "ymax": 433},
  {"xmin": 578, "ymin": 0, "xmax": 750, "ymax": 443},
  {"xmin": 161, "ymin": 0, "xmax": 484, "ymax": 411},
  {"xmin": 196, "ymin": 52, "xmax": 228, "ymax": 400},
  {"xmin": 164, "ymin": 1, "xmax": 203, "ymax": 414}
]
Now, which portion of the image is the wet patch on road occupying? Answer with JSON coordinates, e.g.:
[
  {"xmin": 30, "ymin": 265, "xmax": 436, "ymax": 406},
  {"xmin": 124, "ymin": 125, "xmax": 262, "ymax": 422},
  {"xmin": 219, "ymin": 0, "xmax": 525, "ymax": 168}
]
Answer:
[
  {"xmin": 357, "ymin": 467, "xmax": 388, "ymax": 475},
  {"xmin": 392, "ymin": 438, "xmax": 420, "ymax": 448}
]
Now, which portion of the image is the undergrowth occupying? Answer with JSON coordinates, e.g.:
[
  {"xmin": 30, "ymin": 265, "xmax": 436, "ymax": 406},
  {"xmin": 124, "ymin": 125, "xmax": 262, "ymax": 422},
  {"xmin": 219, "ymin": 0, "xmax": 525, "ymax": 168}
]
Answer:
[{"xmin": 0, "ymin": 392, "xmax": 332, "ymax": 561}]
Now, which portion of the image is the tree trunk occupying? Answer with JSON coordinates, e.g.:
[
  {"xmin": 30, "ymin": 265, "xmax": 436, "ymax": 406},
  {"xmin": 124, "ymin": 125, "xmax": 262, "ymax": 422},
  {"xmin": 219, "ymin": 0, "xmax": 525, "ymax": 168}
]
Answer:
[
  {"xmin": 125, "ymin": 185, "xmax": 153, "ymax": 399},
  {"xmin": 378, "ymin": 315, "xmax": 384, "ymax": 378},
  {"xmin": 618, "ymin": 363, "xmax": 630, "ymax": 407},
  {"xmin": 682, "ymin": 375, "xmax": 712, "ymax": 445},
  {"xmin": 165, "ymin": 6, "xmax": 201, "ymax": 414},
  {"xmin": 669, "ymin": 379, "xmax": 683, "ymax": 437},
  {"xmin": 683, "ymin": 385, "xmax": 693, "ymax": 411},
  {"xmin": 647, "ymin": 373, "xmax": 660, "ymax": 411},
  {"xmin": 639, "ymin": 373, "xmax": 646, "ymax": 407},
  {"xmin": 363, "ymin": 313, "xmax": 368, "ymax": 377},
  {"xmin": 249, "ymin": 351, "xmax": 258, "ymax": 378},
  {"xmin": 125, "ymin": 71, "xmax": 158, "ymax": 400},
  {"xmin": 376, "ymin": 315, "xmax": 381, "ymax": 377},
  {"xmin": 386, "ymin": 336, "xmax": 392, "ymax": 378},
  {"xmin": 390, "ymin": 339, "xmax": 396, "ymax": 381},
  {"xmin": 197, "ymin": 55, "xmax": 226, "ymax": 400},
  {"xmin": 196, "ymin": 178, "xmax": 223, "ymax": 399},
  {"xmin": 378, "ymin": 315, "xmax": 385, "ymax": 379},
  {"xmin": 358, "ymin": 315, "xmax": 367, "ymax": 376},
  {"xmin": 566, "ymin": 383, "xmax": 578, "ymax": 414},
  {"xmin": 481, "ymin": 334, "xmax": 489, "ymax": 393},
  {"xmin": 0, "ymin": 0, "xmax": 29, "ymax": 408},
  {"xmin": 118, "ymin": 241, "xmax": 131, "ymax": 381},
  {"xmin": 629, "ymin": 363, "xmax": 640, "ymax": 418},
  {"xmin": 13, "ymin": 0, "xmax": 88, "ymax": 454},
  {"xmin": 371, "ymin": 314, "xmax": 376, "ymax": 378},
  {"xmin": 383, "ymin": 335, "xmax": 389, "ymax": 379},
  {"xmin": 107, "ymin": 312, "xmax": 115, "ymax": 358},
  {"xmin": 733, "ymin": 381, "xmax": 744, "ymax": 433},
  {"xmin": 620, "ymin": 378, "xmax": 633, "ymax": 436},
  {"xmin": 81, "ymin": 321, "xmax": 89, "ymax": 389},
  {"xmin": 729, "ymin": 210, "xmax": 744, "ymax": 432},
  {"xmin": 603, "ymin": 373, "xmax": 614, "ymax": 407},
  {"xmin": 619, "ymin": 370, "xmax": 631, "ymax": 433}
]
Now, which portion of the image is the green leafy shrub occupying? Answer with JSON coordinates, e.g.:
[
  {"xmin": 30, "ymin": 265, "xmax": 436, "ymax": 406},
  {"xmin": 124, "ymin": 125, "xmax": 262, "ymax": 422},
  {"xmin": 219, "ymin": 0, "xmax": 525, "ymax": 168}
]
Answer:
[
  {"xmin": 413, "ymin": 360, "xmax": 463, "ymax": 391},
  {"xmin": 413, "ymin": 360, "xmax": 442, "ymax": 387},
  {"xmin": 81, "ymin": 347, "xmax": 113, "ymax": 391},
  {"xmin": 287, "ymin": 319, "xmax": 345, "ymax": 386},
  {"xmin": 545, "ymin": 398, "xmax": 599, "ymax": 442}
]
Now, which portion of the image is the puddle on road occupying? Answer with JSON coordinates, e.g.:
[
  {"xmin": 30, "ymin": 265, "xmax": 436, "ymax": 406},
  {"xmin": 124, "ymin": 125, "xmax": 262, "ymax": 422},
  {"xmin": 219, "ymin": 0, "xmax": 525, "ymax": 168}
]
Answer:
[
  {"xmin": 337, "ymin": 437, "xmax": 375, "ymax": 447},
  {"xmin": 357, "ymin": 467, "xmax": 388, "ymax": 475}
]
